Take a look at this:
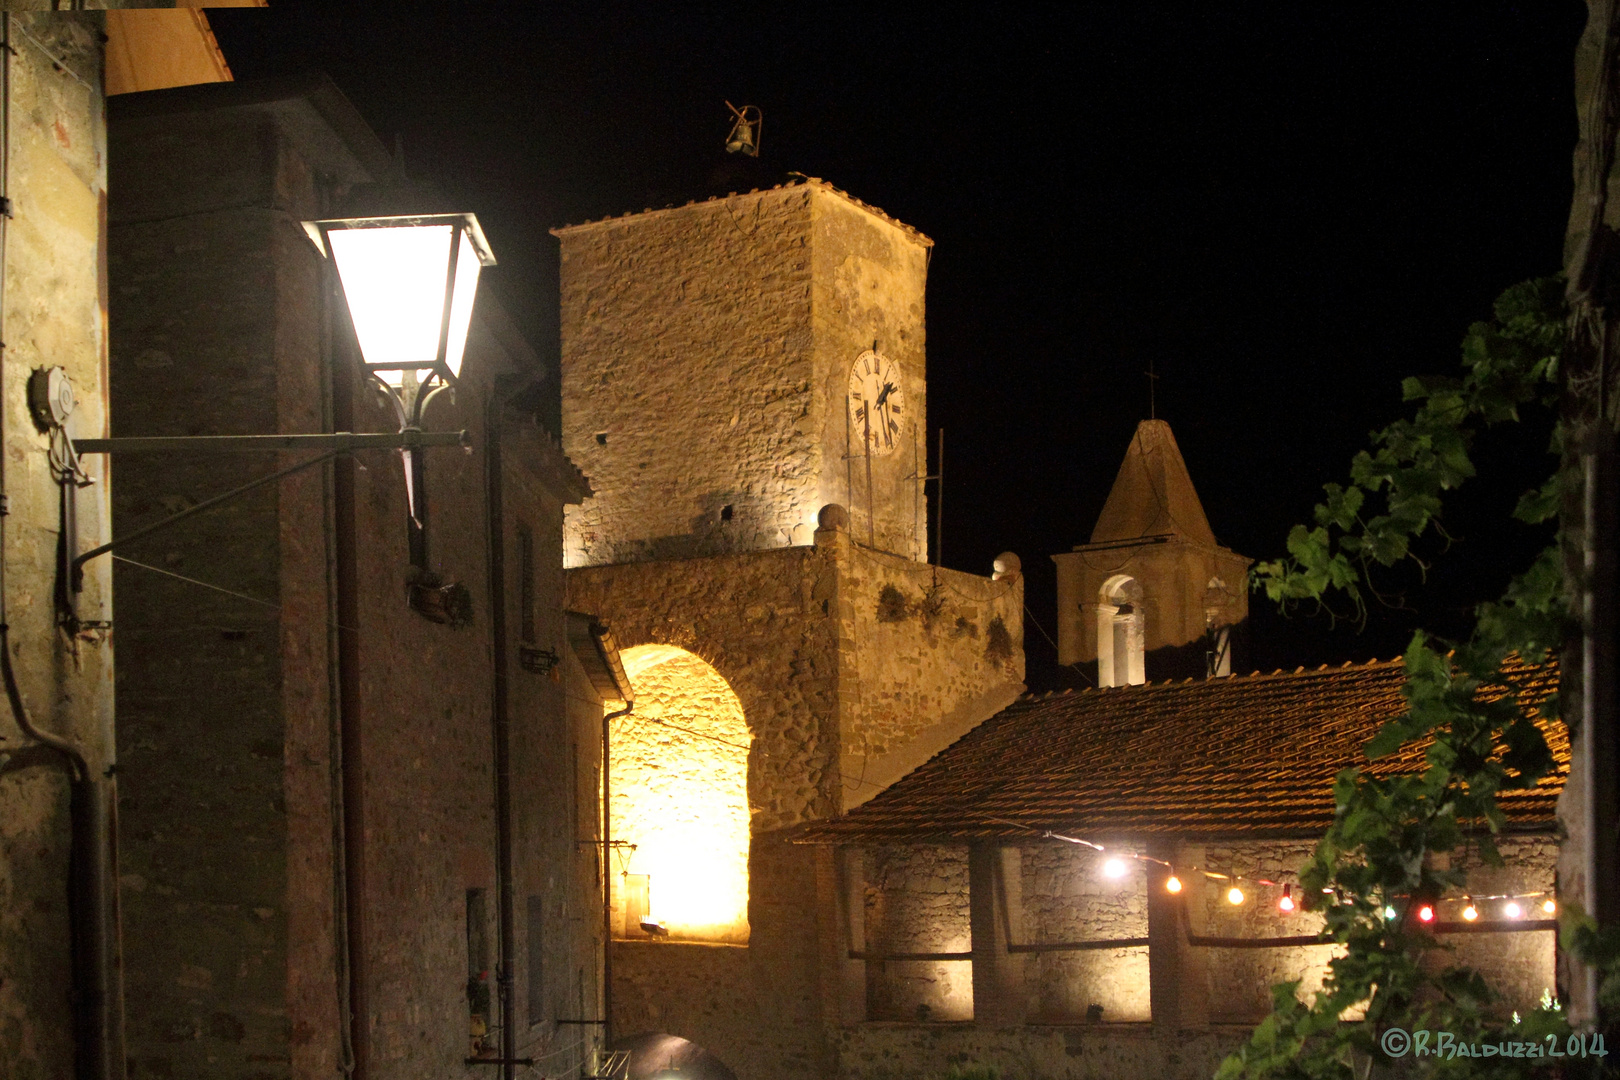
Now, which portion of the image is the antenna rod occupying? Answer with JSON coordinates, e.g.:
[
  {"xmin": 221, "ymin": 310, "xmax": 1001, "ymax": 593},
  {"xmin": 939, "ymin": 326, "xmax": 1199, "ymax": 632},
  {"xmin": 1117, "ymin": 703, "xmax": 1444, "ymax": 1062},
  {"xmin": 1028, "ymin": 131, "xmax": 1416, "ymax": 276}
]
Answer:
[{"xmin": 936, "ymin": 428, "xmax": 944, "ymax": 570}]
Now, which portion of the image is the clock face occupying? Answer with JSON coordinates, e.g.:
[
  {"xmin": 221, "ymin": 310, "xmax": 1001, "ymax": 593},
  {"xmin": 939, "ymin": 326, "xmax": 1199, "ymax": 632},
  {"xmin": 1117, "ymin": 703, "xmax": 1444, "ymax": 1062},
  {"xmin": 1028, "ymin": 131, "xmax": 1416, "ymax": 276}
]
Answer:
[{"xmin": 847, "ymin": 350, "xmax": 905, "ymax": 457}]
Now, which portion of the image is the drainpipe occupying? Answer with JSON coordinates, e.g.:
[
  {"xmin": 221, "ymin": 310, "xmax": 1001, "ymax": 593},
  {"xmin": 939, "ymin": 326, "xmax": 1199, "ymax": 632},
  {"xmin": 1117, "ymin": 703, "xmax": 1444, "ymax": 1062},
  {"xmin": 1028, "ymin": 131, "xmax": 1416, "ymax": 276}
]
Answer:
[
  {"xmin": 333, "ymin": 302, "xmax": 369, "ymax": 1078},
  {"xmin": 0, "ymin": 15, "xmax": 118, "ymax": 1079},
  {"xmin": 486, "ymin": 377, "xmax": 521, "ymax": 1080}
]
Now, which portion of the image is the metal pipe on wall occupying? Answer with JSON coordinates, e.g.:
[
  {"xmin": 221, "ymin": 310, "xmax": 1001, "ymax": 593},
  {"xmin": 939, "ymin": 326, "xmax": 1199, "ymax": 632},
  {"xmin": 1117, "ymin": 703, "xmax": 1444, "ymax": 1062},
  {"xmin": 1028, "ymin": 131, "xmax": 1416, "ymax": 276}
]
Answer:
[{"xmin": 484, "ymin": 379, "xmax": 519, "ymax": 1080}]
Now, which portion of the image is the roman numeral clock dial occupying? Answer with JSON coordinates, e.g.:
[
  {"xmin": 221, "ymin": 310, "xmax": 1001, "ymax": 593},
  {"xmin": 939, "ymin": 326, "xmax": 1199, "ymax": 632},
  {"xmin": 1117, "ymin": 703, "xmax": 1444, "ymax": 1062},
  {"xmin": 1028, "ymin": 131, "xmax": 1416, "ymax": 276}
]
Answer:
[{"xmin": 847, "ymin": 349, "xmax": 905, "ymax": 457}]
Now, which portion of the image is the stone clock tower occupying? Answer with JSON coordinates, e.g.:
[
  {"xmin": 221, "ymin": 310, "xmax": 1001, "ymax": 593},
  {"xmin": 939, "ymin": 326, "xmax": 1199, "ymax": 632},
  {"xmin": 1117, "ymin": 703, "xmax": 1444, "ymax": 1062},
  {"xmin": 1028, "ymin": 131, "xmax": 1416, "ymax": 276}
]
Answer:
[
  {"xmin": 556, "ymin": 177, "xmax": 930, "ymax": 566},
  {"xmin": 554, "ymin": 180, "xmax": 1024, "ymax": 1080}
]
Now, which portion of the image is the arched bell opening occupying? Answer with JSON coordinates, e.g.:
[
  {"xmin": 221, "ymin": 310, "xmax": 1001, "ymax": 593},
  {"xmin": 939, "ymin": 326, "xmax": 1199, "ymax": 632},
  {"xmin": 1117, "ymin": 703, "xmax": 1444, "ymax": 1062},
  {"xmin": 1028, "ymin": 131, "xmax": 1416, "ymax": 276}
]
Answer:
[{"xmin": 1096, "ymin": 575, "xmax": 1145, "ymax": 687}]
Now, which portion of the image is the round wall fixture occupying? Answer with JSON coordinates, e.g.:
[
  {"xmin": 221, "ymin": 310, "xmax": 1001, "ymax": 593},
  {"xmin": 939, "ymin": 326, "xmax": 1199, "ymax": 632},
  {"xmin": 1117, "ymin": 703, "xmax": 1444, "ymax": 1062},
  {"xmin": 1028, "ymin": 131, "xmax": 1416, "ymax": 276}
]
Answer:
[{"xmin": 27, "ymin": 366, "xmax": 75, "ymax": 431}]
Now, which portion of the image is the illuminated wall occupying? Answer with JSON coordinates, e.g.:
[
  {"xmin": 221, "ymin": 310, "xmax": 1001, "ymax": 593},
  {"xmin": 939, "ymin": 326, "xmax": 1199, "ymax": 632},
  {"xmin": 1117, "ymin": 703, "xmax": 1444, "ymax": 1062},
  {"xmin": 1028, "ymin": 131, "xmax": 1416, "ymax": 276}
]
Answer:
[{"xmin": 613, "ymin": 645, "xmax": 752, "ymax": 943}]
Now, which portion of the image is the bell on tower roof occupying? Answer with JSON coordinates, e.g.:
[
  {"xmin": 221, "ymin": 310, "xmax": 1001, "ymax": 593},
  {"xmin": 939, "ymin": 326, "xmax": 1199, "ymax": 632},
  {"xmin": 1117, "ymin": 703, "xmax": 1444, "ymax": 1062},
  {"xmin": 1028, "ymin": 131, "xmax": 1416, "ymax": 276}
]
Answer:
[{"xmin": 1089, "ymin": 419, "xmax": 1216, "ymax": 546}]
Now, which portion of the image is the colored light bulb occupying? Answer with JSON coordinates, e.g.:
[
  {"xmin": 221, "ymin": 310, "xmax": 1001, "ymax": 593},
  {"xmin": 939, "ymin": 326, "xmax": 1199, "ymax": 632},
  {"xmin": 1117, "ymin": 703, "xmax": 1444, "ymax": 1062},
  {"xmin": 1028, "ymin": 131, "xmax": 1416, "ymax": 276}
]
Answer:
[
  {"xmin": 1543, "ymin": 898, "xmax": 1557, "ymax": 915},
  {"xmin": 1383, "ymin": 905, "xmax": 1397, "ymax": 921},
  {"xmin": 1278, "ymin": 885, "xmax": 1295, "ymax": 913},
  {"xmin": 1504, "ymin": 901, "xmax": 1523, "ymax": 919},
  {"xmin": 1418, "ymin": 904, "xmax": 1435, "ymax": 923},
  {"xmin": 1462, "ymin": 903, "xmax": 1479, "ymax": 922},
  {"xmin": 1227, "ymin": 886, "xmax": 1245, "ymax": 906},
  {"xmin": 1165, "ymin": 875, "xmax": 1182, "ymax": 894},
  {"xmin": 1102, "ymin": 858, "xmax": 1128, "ymax": 880}
]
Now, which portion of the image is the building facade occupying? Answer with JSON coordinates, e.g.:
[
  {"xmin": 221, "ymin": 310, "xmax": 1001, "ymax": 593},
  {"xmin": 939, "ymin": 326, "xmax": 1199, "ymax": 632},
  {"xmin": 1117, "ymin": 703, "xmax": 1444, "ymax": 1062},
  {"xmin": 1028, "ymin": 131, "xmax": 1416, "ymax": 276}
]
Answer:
[{"xmin": 107, "ymin": 76, "xmax": 608, "ymax": 1080}]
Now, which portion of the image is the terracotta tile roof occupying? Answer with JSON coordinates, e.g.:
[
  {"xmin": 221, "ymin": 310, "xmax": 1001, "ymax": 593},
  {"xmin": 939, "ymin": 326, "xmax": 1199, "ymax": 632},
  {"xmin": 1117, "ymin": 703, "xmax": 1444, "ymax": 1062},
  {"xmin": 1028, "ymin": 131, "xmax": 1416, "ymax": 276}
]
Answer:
[
  {"xmin": 548, "ymin": 175, "xmax": 934, "ymax": 246},
  {"xmin": 797, "ymin": 657, "xmax": 1565, "ymax": 844}
]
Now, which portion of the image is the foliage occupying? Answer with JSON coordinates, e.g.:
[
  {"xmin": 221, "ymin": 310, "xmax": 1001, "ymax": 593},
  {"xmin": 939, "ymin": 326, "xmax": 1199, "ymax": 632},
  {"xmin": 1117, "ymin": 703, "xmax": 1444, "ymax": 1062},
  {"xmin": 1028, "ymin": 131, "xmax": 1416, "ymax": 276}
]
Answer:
[
  {"xmin": 1219, "ymin": 279, "xmax": 1603, "ymax": 1078},
  {"xmin": 943, "ymin": 1066, "xmax": 999, "ymax": 1080}
]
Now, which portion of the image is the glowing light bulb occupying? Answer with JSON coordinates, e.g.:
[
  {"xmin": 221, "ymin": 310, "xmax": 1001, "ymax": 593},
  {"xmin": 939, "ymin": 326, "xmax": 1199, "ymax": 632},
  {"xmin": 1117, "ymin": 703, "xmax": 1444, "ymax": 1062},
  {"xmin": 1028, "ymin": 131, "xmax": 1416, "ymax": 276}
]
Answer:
[
  {"xmin": 1418, "ymin": 904, "xmax": 1435, "ymax": 923},
  {"xmin": 1227, "ymin": 886, "xmax": 1245, "ymax": 906},
  {"xmin": 1165, "ymin": 875, "xmax": 1183, "ymax": 894},
  {"xmin": 1278, "ymin": 886, "xmax": 1295, "ymax": 913},
  {"xmin": 1383, "ymin": 905, "xmax": 1398, "ymax": 921},
  {"xmin": 1504, "ymin": 901, "xmax": 1523, "ymax": 919},
  {"xmin": 1102, "ymin": 858, "xmax": 1128, "ymax": 880},
  {"xmin": 1462, "ymin": 902, "xmax": 1479, "ymax": 922},
  {"xmin": 1543, "ymin": 898, "xmax": 1557, "ymax": 915}
]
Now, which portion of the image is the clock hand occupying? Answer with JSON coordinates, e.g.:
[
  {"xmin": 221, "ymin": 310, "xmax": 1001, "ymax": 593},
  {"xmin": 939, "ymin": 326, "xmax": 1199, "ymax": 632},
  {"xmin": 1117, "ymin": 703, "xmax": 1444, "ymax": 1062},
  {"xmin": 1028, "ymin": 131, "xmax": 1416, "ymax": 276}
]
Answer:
[{"xmin": 875, "ymin": 382, "xmax": 895, "ymax": 408}]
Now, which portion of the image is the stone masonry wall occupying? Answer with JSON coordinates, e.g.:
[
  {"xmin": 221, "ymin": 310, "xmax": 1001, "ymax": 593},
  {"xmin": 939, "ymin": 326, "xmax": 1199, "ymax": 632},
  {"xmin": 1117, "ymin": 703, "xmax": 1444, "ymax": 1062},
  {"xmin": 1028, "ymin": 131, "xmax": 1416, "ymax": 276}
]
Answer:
[
  {"xmin": 0, "ymin": 17, "xmax": 115, "ymax": 1080},
  {"xmin": 568, "ymin": 520, "xmax": 1021, "ymax": 1080},
  {"xmin": 809, "ymin": 192, "xmax": 929, "ymax": 561},
  {"xmin": 1197, "ymin": 842, "xmax": 1336, "ymax": 1026},
  {"xmin": 112, "ymin": 98, "xmax": 335, "ymax": 1080},
  {"xmin": 558, "ymin": 182, "xmax": 932, "ymax": 569},
  {"xmin": 1021, "ymin": 842, "xmax": 1150, "ymax": 1023},
  {"xmin": 558, "ymin": 187, "xmax": 819, "ymax": 567},
  {"xmin": 863, "ymin": 845, "xmax": 973, "ymax": 1023},
  {"xmin": 838, "ymin": 542, "xmax": 1024, "ymax": 806}
]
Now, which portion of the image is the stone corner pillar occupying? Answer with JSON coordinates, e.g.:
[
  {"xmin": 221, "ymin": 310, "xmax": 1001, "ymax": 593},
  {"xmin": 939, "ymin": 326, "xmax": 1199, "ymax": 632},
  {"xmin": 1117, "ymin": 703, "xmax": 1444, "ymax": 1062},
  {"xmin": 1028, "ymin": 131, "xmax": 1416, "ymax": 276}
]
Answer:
[{"xmin": 1147, "ymin": 839, "xmax": 1208, "ymax": 1030}]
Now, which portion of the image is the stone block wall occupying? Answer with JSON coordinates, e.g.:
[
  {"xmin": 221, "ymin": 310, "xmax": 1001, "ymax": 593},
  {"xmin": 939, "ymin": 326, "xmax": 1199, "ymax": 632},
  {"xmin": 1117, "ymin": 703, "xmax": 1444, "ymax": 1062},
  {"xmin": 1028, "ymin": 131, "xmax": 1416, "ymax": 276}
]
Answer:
[
  {"xmin": 557, "ymin": 182, "xmax": 931, "ymax": 569},
  {"xmin": 837, "ymin": 542, "xmax": 1024, "ymax": 807}
]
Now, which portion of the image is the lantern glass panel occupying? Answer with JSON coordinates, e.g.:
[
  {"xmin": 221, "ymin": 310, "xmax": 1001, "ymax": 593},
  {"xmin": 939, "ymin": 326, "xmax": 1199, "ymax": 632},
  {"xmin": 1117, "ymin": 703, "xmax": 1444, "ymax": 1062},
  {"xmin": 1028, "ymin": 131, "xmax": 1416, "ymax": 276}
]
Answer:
[
  {"xmin": 443, "ymin": 229, "xmax": 483, "ymax": 379},
  {"xmin": 327, "ymin": 223, "xmax": 455, "ymax": 386}
]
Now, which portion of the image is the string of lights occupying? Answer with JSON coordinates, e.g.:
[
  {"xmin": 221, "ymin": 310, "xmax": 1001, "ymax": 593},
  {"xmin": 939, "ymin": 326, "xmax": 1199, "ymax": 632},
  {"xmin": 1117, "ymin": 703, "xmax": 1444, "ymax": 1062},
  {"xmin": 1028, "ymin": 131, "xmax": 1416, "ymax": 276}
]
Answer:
[{"xmin": 988, "ymin": 818, "xmax": 1557, "ymax": 919}]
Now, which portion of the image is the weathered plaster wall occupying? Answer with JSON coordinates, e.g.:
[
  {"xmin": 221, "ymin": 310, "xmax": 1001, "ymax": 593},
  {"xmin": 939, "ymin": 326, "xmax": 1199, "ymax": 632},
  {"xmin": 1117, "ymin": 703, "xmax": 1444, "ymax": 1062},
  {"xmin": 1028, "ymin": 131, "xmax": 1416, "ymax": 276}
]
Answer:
[
  {"xmin": 1021, "ymin": 843, "xmax": 1150, "ymax": 1023},
  {"xmin": 0, "ymin": 16, "xmax": 115, "ymax": 1080},
  {"xmin": 557, "ymin": 183, "xmax": 930, "ymax": 569},
  {"xmin": 863, "ymin": 845, "xmax": 973, "ymax": 1022}
]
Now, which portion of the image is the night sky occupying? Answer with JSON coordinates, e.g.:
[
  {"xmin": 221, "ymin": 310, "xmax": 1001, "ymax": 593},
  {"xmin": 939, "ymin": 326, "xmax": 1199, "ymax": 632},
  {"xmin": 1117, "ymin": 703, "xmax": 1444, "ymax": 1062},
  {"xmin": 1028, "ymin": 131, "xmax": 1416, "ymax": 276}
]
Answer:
[{"xmin": 209, "ymin": 3, "xmax": 1589, "ymax": 689}]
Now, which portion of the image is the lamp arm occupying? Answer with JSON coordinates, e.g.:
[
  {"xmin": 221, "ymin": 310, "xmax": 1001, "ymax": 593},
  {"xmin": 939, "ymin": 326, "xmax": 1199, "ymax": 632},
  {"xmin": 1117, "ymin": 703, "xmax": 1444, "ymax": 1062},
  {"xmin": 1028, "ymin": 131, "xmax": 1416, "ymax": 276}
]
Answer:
[{"xmin": 70, "ymin": 450, "xmax": 338, "ymax": 577}]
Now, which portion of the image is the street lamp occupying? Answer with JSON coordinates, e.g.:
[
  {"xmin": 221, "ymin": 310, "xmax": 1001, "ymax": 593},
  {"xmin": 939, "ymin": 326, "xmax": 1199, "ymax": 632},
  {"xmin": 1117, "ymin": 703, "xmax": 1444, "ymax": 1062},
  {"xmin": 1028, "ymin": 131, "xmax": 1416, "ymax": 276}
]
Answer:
[
  {"xmin": 303, "ymin": 214, "xmax": 497, "ymax": 566},
  {"xmin": 55, "ymin": 212, "xmax": 493, "ymax": 619}
]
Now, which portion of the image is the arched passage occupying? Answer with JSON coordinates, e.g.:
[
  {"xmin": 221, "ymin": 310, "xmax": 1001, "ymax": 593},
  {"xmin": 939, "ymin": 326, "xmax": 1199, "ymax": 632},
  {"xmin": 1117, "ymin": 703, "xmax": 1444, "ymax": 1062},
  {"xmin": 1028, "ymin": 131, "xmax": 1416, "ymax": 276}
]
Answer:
[
  {"xmin": 611, "ymin": 1032, "xmax": 738, "ymax": 1080},
  {"xmin": 613, "ymin": 645, "xmax": 751, "ymax": 943}
]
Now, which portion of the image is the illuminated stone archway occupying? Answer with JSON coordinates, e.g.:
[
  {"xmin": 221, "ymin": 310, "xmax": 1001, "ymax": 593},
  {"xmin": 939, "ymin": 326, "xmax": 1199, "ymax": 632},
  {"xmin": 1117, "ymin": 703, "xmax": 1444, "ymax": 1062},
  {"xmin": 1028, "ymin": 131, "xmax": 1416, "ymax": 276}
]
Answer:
[{"xmin": 613, "ymin": 645, "xmax": 751, "ymax": 943}]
